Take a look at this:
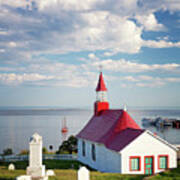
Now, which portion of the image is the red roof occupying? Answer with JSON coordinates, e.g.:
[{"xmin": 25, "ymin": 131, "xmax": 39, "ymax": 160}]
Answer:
[
  {"xmin": 105, "ymin": 128, "xmax": 144, "ymax": 152},
  {"xmin": 96, "ymin": 72, "xmax": 107, "ymax": 91},
  {"xmin": 77, "ymin": 109, "xmax": 143, "ymax": 152}
]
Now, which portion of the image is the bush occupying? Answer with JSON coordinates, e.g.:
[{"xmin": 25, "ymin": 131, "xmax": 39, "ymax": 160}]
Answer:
[
  {"xmin": 56, "ymin": 136, "xmax": 77, "ymax": 154},
  {"xmin": 42, "ymin": 147, "xmax": 48, "ymax": 154},
  {"xmin": 19, "ymin": 149, "xmax": 29, "ymax": 155},
  {"xmin": 3, "ymin": 148, "xmax": 13, "ymax": 156}
]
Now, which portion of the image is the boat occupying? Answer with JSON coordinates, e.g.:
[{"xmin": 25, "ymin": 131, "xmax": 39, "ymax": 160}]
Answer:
[
  {"xmin": 142, "ymin": 118, "xmax": 154, "ymax": 127},
  {"xmin": 142, "ymin": 117, "xmax": 175, "ymax": 128},
  {"xmin": 61, "ymin": 117, "xmax": 68, "ymax": 133}
]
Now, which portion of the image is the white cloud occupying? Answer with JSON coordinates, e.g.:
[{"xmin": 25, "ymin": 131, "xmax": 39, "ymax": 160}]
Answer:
[
  {"xmin": 0, "ymin": 0, "xmax": 180, "ymax": 60},
  {"xmin": 138, "ymin": 75, "xmax": 153, "ymax": 81},
  {"xmin": 120, "ymin": 75, "xmax": 180, "ymax": 88},
  {"xmin": 166, "ymin": 77, "xmax": 180, "ymax": 82},
  {"xmin": 88, "ymin": 53, "xmax": 99, "ymax": 61},
  {"xmin": 123, "ymin": 76, "xmax": 138, "ymax": 82},
  {"xmin": 103, "ymin": 51, "xmax": 115, "ymax": 57},
  {"xmin": 135, "ymin": 76, "xmax": 180, "ymax": 87},
  {"xmin": 88, "ymin": 53, "xmax": 96, "ymax": 59},
  {"xmin": 162, "ymin": 0, "xmax": 180, "ymax": 11},
  {"xmin": 143, "ymin": 40, "xmax": 180, "ymax": 48},
  {"xmin": 0, "ymin": 0, "xmax": 28, "ymax": 8},
  {"xmin": 65, "ymin": 11, "xmax": 143, "ymax": 54},
  {"xmin": 37, "ymin": 0, "xmax": 99, "ymax": 11},
  {"xmin": 8, "ymin": 42, "xmax": 17, "ymax": 48},
  {"xmin": 92, "ymin": 59, "xmax": 180, "ymax": 73},
  {"xmin": 0, "ymin": 59, "xmax": 180, "ymax": 88},
  {"xmin": 136, "ymin": 13, "xmax": 165, "ymax": 31},
  {"xmin": 0, "ymin": 73, "xmax": 54, "ymax": 85},
  {"xmin": 0, "ymin": 30, "xmax": 8, "ymax": 35},
  {"xmin": 0, "ymin": 72, "xmax": 93, "ymax": 87},
  {"xmin": 0, "ymin": 60, "xmax": 98, "ymax": 87},
  {"xmin": 0, "ymin": 49, "xmax": 5, "ymax": 53},
  {"xmin": 136, "ymin": 81, "xmax": 165, "ymax": 87},
  {"xmin": 0, "ymin": 1, "xmax": 143, "ymax": 57},
  {"xmin": 0, "ymin": 0, "xmax": 180, "ymax": 91}
]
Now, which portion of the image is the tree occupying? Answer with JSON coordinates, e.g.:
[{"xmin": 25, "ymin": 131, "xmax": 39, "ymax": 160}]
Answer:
[
  {"xmin": 3, "ymin": 148, "xmax": 13, "ymax": 155},
  {"xmin": 42, "ymin": 147, "xmax": 48, "ymax": 154},
  {"xmin": 19, "ymin": 149, "xmax": 29, "ymax": 155},
  {"xmin": 56, "ymin": 135, "xmax": 77, "ymax": 154}
]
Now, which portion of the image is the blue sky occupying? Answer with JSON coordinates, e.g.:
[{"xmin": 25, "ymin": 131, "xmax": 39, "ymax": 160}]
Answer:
[{"xmin": 0, "ymin": 0, "xmax": 180, "ymax": 108}]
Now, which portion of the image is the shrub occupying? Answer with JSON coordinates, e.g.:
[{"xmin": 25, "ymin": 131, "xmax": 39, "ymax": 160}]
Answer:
[
  {"xmin": 43, "ymin": 147, "xmax": 48, "ymax": 154},
  {"xmin": 19, "ymin": 149, "xmax": 29, "ymax": 155},
  {"xmin": 3, "ymin": 148, "xmax": 13, "ymax": 156},
  {"xmin": 56, "ymin": 136, "xmax": 77, "ymax": 154}
]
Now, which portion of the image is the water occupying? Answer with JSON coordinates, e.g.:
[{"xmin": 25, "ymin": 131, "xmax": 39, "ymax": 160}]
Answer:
[{"xmin": 0, "ymin": 108, "xmax": 180, "ymax": 154}]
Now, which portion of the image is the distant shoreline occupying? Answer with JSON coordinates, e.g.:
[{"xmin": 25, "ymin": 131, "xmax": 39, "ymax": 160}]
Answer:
[{"xmin": 0, "ymin": 106, "xmax": 180, "ymax": 110}]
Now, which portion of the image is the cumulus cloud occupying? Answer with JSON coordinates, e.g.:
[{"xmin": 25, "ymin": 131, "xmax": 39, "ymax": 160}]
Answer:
[
  {"xmin": 1, "ymin": 0, "xmax": 178, "ymax": 61},
  {"xmin": 0, "ymin": 0, "xmax": 180, "ymax": 89},
  {"xmin": 136, "ymin": 13, "xmax": 165, "ymax": 31}
]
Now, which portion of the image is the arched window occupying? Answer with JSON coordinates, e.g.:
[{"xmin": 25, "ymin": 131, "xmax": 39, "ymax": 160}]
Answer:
[
  {"xmin": 91, "ymin": 144, "xmax": 96, "ymax": 161},
  {"xmin": 82, "ymin": 141, "xmax": 86, "ymax": 156}
]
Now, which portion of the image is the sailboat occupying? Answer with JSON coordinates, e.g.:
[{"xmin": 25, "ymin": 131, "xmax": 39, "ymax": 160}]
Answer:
[{"xmin": 61, "ymin": 117, "xmax": 68, "ymax": 133}]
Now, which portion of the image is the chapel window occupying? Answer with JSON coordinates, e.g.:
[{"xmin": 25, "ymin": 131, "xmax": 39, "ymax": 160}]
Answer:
[
  {"xmin": 129, "ymin": 156, "xmax": 141, "ymax": 171},
  {"xmin": 91, "ymin": 144, "xmax": 96, "ymax": 161},
  {"xmin": 82, "ymin": 141, "xmax": 86, "ymax": 157},
  {"xmin": 158, "ymin": 155, "xmax": 168, "ymax": 169}
]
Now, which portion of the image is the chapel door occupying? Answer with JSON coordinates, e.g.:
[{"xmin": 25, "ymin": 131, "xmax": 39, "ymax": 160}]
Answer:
[{"xmin": 144, "ymin": 156, "xmax": 154, "ymax": 175}]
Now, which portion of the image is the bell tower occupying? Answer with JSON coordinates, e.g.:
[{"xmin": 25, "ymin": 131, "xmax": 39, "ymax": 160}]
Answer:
[{"xmin": 94, "ymin": 72, "xmax": 109, "ymax": 116}]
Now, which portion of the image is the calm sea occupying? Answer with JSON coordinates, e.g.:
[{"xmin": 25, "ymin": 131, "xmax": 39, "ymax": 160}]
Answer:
[{"xmin": 0, "ymin": 108, "xmax": 180, "ymax": 154}]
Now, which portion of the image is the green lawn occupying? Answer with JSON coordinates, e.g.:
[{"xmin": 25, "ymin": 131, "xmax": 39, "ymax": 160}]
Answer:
[
  {"xmin": 48, "ymin": 170, "xmax": 145, "ymax": 180},
  {"xmin": 0, "ymin": 160, "xmax": 179, "ymax": 180},
  {"xmin": 147, "ymin": 165, "xmax": 180, "ymax": 180},
  {"xmin": 0, "ymin": 166, "xmax": 25, "ymax": 180}
]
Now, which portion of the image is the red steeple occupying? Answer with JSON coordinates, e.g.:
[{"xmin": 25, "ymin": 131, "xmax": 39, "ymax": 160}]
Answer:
[
  {"xmin": 94, "ymin": 72, "xmax": 109, "ymax": 116},
  {"xmin": 96, "ymin": 72, "xmax": 107, "ymax": 92},
  {"xmin": 114, "ymin": 110, "xmax": 141, "ymax": 133}
]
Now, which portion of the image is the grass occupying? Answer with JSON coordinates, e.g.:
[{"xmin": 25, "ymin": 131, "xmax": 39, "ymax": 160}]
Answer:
[
  {"xmin": 0, "ymin": 160, "xmax": 82, "ymax": 170},
  {"xmin": 0, "ymin": 166, "xmax": 25, "ymax": 180},
  {"xmin": 0, "ymin": 160, "xmax": 179, "ymax": 180},
  {"xmin": 48, "ymin": 170, "xmax": 145, "ymax": 180},
  {"xmin": 0, "ymin": 168, "xmax": 145, "ymax": 180},
  {"xmin": 147, "ymin": 165, "xmax": 180, "ymax": 180}
]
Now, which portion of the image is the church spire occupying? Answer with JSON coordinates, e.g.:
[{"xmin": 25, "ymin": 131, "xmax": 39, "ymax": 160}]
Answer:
[
  {"xmin": 94, "ymin": 72, "xmax": 109, "ymax": 116},
  {"xmin": 96, "ymin": 72, "xmax": 107, "ymax": 92}
]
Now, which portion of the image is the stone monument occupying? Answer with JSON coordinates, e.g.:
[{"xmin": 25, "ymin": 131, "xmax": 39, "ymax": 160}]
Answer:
[
  {"xmin": 46, "ymin": 170, "xmax": 55, "ymax": 176},
  {"xmin": 78, "ymin": 166, "xmax": 89, "ymax": 180},
  {"xmin": 26, "ymin": 133, "xmax": 47, "ymax": 179},
  {"xmin": 8, "ymin": 163, "xmax": 15, "ymax": 171},
  {"xmin": 16, "ymin": 175, "xmax": 31, "ymax": 180}
]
